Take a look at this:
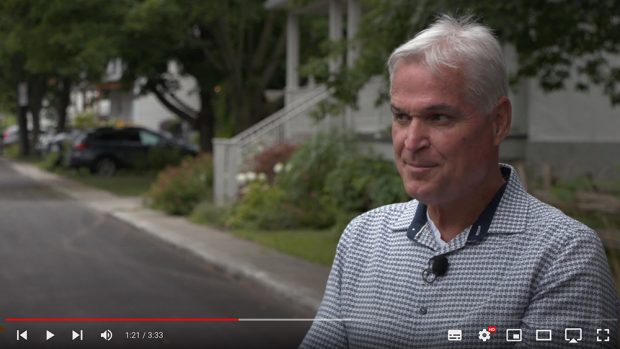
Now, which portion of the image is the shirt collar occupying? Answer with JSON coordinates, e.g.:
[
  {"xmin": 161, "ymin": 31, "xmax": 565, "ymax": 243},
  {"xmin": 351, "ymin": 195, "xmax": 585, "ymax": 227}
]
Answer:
[{"xmin": 390, "ymin": 164, "xmax": 529, "ymax": 238}]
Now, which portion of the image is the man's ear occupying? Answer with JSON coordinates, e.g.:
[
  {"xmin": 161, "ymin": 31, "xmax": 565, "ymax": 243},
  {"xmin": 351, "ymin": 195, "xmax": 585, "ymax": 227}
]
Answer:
[{"xmin": 492, "ymin": 96, "xmax": 512, "ymax": 146}]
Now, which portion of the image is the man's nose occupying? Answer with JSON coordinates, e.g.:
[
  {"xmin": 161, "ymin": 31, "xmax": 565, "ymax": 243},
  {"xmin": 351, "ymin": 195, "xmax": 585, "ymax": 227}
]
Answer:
[{"xmin": 403, "ymin": 119, "xmax": 430, "ymax": 151}]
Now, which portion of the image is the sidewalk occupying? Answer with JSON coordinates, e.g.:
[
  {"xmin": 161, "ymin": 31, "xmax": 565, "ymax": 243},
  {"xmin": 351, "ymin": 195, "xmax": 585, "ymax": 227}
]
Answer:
[{"xmin": 8, "ymin": 160, "xmax": 330, "ymax": 313}]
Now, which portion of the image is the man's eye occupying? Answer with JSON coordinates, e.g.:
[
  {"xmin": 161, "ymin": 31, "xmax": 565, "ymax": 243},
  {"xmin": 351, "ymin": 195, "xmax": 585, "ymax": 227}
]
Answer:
[
  {"xmin": 393, "ymin": 113, "xmax": 410, "ymax": 123},
  {"xmin": 430, "ymin": 114, "xmax": 450, "ymax": 122}
]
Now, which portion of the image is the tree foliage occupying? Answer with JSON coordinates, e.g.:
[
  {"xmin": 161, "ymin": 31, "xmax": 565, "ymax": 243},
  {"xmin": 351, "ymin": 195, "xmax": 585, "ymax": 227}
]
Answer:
[
  {"xmin": 0, "ymin": 0, "xmax": 287, "ymax": 154},
  {"xmin": 0, "ymin": 0, "xmax": 126, "ymax": 155},
  {"xmin": 119, "ymin": 0, "xmax": 287, "ymax": 151},
  {"xmin": 305, "ymin": 0, "xmax": 620, "ymax": 111}
]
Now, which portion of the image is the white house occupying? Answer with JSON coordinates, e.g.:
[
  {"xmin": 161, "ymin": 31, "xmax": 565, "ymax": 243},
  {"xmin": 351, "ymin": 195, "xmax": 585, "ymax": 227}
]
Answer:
[
  {"xmin": 69, "ymin": 59, "xmax": 200, "ymax": 134},
  {"xmin": 212, "ymin": 0, "xmax": 620, "ymax": 203}
]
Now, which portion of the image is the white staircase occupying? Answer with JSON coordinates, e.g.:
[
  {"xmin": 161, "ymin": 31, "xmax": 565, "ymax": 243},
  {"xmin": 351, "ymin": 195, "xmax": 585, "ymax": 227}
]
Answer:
[{"xmin": 213, "ymin": 87, "xmax": 332, "ymax": 204}]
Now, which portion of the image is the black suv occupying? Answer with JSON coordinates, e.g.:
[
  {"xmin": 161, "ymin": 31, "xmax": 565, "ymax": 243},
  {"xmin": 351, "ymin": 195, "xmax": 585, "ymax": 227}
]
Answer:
[{"xmin": 66, "ymin": 127, "xmax": 198, "ymax": 175}]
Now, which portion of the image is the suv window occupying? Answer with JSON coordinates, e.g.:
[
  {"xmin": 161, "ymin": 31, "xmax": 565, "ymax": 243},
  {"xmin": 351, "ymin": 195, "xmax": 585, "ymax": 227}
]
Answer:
[{"xmin": 139, "ymin": 130, "xmax": 162, "ymax": 146}]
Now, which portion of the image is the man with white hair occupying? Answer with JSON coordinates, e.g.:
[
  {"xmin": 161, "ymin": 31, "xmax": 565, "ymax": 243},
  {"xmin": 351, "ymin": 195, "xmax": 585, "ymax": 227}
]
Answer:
[{"xmin": 301, "ymin": 14, "xmax": 619, "ymax": 348}]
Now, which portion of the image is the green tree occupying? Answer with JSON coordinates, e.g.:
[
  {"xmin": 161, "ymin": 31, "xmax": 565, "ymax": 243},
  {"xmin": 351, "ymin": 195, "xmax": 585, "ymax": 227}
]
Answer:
[
  {"xmin": 119, "ymin": 0, "xmax": 286, "ymax": 152},
  {"xmin": 0, "ymin": 0, "xmax": 126, "ymax": 155},
  {"xmin": 306, "ymin": 0, "xmax": 620, "ymax": 112}
]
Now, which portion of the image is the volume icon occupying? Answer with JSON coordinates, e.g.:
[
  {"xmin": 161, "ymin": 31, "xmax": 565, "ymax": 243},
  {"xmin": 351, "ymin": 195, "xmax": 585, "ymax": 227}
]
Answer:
[{"xmin": 100, "ymin": 329, "xmax": 113, "ymax": 341}]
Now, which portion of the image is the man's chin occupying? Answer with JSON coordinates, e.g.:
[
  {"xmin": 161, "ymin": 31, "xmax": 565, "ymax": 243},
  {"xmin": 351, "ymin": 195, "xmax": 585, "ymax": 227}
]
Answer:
[{"xmin": 404, "ymin": 186, "xmax": 437, "ymax": 204}]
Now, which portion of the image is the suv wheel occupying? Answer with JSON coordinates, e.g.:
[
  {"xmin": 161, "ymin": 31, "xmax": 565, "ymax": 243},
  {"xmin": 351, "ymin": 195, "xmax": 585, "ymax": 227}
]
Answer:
[{"xmin": 92, "ymin": 157, "xmax": 117, "ymax": 176}]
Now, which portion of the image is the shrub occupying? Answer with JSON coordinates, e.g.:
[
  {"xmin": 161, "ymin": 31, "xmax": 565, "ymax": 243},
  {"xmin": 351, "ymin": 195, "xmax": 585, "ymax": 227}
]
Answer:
[
  {"xmin": 276, "ymin": 132, "xmax": 354, "ymax": 203},
  {"xmin": 271, "ymin": 133, "xmax": 358, "ymax": 228},
  {"xmin": 229, "ymin": 132, "xmax": 410, "ymax": 231},
  {"xmin": 227, "ymin": 180, "xmax": 336, "ymax": 230},
  {"xmin": 146, "ymin": 154, "xmax": 213, "ymax": 215},
  {"xmin": 226, "ymin": 182, "xmax": 298, "ymax": 230},
  {"xmin": 190, "ymin": 200, "xmax": 232, "ymax": 228},
  {"xmin": 251, "ymin": 142, "xmax": 298, "ymax": 182},
  {"xmin": 324, "ymin": 155, "xmax": 408, "ymax": 213}
]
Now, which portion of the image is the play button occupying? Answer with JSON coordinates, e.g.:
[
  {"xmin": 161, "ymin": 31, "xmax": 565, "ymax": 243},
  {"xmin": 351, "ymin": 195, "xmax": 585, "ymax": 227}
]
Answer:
[{"xmin": 46, "ymin": 330, "xmax": 55, "ymax": 340}]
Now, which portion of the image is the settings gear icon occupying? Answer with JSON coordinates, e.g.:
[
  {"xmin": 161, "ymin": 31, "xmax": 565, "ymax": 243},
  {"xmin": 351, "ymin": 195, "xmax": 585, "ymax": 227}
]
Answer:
[{"xmin": 478, "ymin": 329, "xmax": 491, "ymax": 341}]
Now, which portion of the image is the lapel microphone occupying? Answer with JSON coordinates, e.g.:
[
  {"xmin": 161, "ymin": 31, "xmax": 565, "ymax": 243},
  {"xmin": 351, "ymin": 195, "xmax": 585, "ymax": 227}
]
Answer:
[{"xmin": 422, "ymin": 254, "xmax": 449, "ymax": 283}]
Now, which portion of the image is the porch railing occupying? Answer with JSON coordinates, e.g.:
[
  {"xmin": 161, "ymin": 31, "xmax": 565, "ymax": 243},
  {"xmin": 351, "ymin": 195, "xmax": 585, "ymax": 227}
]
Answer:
[{"xmin": 213, "ymin": 87, "xmax": 329, "ymax": 204}]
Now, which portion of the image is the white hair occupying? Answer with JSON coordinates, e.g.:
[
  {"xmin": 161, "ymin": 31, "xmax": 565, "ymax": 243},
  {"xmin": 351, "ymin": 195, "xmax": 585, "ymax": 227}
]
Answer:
[{"xmin": 387, "ymin": 15, "xmax": 508, "ymax": 114}]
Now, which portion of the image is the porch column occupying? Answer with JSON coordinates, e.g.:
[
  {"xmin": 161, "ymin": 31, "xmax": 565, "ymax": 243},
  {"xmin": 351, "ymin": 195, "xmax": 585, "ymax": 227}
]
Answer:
[
  {"xmin": 286, "ymin": 13, "xmax": 300, "ymax": 106},
  {"xmin": 347, "ymin": 0, "xmax": 361, "ymax": 68},
  {"xmin": 329, "ymin": 0, "xmax": 344, "ymax": 74},
  {"xmin": 343, "ymin": 0, "xmax": 361, "ymax": 130}
]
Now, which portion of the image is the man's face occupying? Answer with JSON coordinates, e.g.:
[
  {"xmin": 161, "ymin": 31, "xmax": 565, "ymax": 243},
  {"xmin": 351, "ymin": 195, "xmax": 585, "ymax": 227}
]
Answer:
[{"xmin": 390, "ymin": 61, "xmax": 502, "ymax": 206}]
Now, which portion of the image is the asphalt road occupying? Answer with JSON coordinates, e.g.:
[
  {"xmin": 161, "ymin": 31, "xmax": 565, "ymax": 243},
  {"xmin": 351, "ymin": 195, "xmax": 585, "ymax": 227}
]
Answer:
[{"xmin": 0, "ymin": 159, "xmax": 312, "ymax": 348}]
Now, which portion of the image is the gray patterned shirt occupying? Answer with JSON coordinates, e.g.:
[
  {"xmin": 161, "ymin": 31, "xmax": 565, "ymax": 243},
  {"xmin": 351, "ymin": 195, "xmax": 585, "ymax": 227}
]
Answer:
[{"xmin": 301, "ymin": 165, "xmax": 619, "ymax": 348}]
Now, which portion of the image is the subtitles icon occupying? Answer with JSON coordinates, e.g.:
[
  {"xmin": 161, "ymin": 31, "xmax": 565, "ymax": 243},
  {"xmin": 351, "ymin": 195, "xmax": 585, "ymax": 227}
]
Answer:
[
  {"xmin": 536, "ymin": 329, "xmax": 552, "ymax": 341},
  {"xmin": 447, "ymin": 329, "xmax": 462, "ymax": 341},
  {"xmin": 506, "ymin": 329, "xmax": 522, "ymax": 342},
  {"xmin": 565, "ymin": 328, "xmax": 582, "ymax": 344}
]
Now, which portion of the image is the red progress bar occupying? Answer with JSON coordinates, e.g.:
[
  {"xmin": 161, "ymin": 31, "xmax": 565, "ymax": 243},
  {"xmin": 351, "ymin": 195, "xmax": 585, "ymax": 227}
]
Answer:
[{"xmin": 5, "ymin": 318, "xmax": 240, "ymax": 323}]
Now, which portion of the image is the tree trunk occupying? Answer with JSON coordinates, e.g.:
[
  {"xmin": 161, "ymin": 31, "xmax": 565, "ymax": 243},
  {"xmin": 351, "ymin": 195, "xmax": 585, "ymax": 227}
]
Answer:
[
  {"xmin": 31, "ymin": 108, "xmax": 40, "ymax": 153},
  {"xmin": 55, "ymin": 78, "xmax": 71, "ymax": 133},
  {"xmin": 28, "ymin": 75, "xmax": 46, "ymax": 153},
  {"xmin": 17, "ymin": 105, "xmax": 29, "ymax": 157},
  {"xmin": 196, "ymin": 89, "xmax": 215, "ymax": 153}
]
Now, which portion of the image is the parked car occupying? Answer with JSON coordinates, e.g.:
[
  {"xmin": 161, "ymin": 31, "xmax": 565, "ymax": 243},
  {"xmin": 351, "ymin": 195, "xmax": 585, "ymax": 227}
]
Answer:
[
  {"xmin": 2, "ymin": 125, "xmax": 20, "ymax": 147},
  {"xmin": 66, "ymin": 127, "xmax": 198, "ymax": 175},
  {"xmin": 41, "ymin": 129, "xmax": 86, "ymax": 152},
  {"xmin": 2, "ymin": 125, "xmax": 50, "ymax": 154}
]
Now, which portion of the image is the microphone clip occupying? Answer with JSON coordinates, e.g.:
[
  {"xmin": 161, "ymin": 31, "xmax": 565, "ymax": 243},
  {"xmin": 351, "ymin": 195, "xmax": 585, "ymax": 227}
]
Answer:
[{"xmin": 422, "ymin": 254, "xmax": 449, "ymax": 284}]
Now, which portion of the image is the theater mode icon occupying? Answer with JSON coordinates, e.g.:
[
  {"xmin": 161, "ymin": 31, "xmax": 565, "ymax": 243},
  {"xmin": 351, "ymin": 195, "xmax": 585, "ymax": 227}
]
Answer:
[
  {"xmin": 447, "ymin": 329, "xmax": 462, "ymax": 341},
  {"xmin": 536, "ymin": 329, "xmax": 552, "ymax": 341}
]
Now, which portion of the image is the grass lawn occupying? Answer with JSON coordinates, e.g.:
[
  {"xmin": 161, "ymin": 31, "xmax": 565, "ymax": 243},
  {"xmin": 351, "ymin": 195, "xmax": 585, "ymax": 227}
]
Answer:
[
  {"xmin": 230, "ymin": 228, "xmax": 339, "ymax": 266},
  {"xmin": 15, "ymin": 155, "xmax": 158, "ymax": 197},
  {"xmin": 57, "ymin": 169, "xmax": 158, "ymax": 197},
  {"xmin": 7, "ymin": 147, "xmax": 160, "ymax": 197}
]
